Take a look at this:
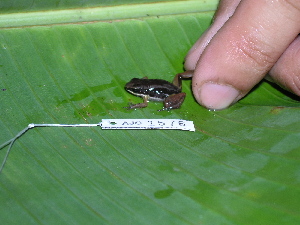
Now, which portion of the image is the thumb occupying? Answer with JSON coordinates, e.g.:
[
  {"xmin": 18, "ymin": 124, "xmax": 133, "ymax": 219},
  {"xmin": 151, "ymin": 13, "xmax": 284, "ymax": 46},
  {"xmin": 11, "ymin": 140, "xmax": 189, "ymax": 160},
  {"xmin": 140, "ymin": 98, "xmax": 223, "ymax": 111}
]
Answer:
[{"xmin": 191, "ymin": 0, "xmax": 300, "ymax": 110}]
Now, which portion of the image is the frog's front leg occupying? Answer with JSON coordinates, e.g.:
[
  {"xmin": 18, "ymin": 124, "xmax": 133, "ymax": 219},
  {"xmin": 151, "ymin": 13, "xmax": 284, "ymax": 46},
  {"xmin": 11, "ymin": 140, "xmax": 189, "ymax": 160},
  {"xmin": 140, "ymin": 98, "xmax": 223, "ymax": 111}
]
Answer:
[
  {"xmin": 126, "ymin": 95, "xmax": 149, "ymax": 109},
  {"xmin": 160, "ymin": 92, "xmax": 186, "ymax": 111},
  {"xmin": 172, "ymin": 70, "xmax": 194, "ymax": 89}
]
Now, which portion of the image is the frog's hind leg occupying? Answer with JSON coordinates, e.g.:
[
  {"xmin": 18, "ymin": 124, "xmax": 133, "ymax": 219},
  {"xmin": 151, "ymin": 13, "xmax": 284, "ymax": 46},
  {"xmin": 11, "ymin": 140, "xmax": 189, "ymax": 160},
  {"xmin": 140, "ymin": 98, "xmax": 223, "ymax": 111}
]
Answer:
[
  {"xmin": 126, "ymin": 95, "xmax": 149, "ymax": 109},
  {"xmin": 160, "ymin": 93, "xmax": 186, "ymax": 111},
  {"xmin": 172, "ymin": 70, "xmax": 193, "ymax": 89}
]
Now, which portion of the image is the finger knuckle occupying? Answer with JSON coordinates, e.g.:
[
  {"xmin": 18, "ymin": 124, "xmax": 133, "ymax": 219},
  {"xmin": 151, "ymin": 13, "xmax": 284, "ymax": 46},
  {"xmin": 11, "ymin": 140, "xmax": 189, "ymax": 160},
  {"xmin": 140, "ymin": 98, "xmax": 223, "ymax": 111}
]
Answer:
[
  {"xmin": 235, "ymin": 35, "xmax": 277, "ymax": 74},
  {"xmin": 281, "ymin": 0, "xmax": 300, "ymax": 13}
]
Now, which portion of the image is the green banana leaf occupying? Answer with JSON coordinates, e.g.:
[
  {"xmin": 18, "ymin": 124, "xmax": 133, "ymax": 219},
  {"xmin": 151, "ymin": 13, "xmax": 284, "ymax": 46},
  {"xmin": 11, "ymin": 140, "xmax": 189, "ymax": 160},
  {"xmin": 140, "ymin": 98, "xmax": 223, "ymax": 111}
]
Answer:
[{"xmin": 1, "ymin": 0, "xmax": 300, "ymax": 224}]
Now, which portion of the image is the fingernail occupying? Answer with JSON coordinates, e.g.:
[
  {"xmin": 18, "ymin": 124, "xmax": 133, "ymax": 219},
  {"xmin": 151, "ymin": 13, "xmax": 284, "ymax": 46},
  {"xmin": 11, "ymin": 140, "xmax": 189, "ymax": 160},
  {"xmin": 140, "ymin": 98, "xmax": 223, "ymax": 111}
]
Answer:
[{"xmin": 198, "ymin": 83, "xmax": 240, "ymax": 110}]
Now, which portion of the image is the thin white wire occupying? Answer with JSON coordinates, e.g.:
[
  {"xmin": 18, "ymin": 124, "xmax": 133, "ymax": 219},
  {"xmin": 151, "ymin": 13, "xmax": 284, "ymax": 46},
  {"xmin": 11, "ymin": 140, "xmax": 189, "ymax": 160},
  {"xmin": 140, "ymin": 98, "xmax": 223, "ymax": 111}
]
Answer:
[{"xmin": 0, "ymin": 123, "xmax": 101, "ymax": 173}]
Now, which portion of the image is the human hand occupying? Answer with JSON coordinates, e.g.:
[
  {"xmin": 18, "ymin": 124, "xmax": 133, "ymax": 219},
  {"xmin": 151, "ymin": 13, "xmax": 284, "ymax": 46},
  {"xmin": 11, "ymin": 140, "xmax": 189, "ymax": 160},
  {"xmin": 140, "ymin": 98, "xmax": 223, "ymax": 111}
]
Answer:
[{"xmin": 185, "ymin": 0, "xmax": 300, "ymax": 110}]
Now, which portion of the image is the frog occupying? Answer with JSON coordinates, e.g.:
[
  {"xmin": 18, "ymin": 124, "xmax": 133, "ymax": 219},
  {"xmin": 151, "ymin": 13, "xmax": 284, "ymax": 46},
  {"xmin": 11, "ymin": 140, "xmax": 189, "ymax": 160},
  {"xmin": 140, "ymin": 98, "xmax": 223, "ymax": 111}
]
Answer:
[{"xmin": 124, "ymin": 70, "xmax": 193, "ymax": 111}]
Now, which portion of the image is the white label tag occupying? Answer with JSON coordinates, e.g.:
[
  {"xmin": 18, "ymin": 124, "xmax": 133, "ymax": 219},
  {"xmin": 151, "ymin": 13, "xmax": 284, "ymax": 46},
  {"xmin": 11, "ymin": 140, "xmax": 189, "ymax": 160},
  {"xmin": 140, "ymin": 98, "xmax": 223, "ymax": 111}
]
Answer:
[{"xmin": 100, "ymin": 119, "xmax": 195, "ymax": 131}]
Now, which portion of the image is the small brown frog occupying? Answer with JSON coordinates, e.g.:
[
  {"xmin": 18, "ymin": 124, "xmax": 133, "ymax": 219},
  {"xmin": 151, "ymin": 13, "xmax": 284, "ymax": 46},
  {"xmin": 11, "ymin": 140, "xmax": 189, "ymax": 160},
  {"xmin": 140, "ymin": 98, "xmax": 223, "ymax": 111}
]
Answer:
[{"xmin": 124, "ymin": 70, "xmax": 193, "ymax": 111}]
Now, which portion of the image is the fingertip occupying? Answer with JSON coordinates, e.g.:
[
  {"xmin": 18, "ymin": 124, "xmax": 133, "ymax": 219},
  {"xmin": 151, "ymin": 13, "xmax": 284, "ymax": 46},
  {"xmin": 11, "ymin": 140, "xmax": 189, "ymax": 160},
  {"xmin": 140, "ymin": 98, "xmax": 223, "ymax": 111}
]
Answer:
[
  {"xmin": 184, "ymin": 29, "xmax": 214, "ymax": 70},
  {"xmin": 184, "ymin": 40, "xmax": 204, "ymax": 70},
  {"xmin": 194, "ymin": 82, "xmax": 241, "ymax": 110},
  {"xmin": 184, "ymin": 57, "xmax": 197, "ymax": 71}
]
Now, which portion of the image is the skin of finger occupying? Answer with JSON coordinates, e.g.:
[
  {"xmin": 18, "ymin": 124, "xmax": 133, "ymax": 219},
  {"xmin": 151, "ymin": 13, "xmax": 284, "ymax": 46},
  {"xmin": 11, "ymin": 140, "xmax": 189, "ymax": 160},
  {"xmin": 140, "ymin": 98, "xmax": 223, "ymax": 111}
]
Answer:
[
  {"xmin": 192, "ymin": 0, "xmax": 300, "ymax": 104},
  {"xmin": 185, "ymin": 0, "xmax": 241, "ymax": 70},
  {"xmin": 269, "ymin": 36, "xmax": 300, "ymax": 96}
]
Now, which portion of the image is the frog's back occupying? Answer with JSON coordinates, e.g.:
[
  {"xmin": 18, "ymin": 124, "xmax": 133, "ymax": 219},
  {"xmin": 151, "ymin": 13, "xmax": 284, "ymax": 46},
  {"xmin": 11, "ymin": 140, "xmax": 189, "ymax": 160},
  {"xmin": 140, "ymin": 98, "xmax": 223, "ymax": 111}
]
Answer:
[
  {"xmin": 126, "ymin": 78, "xmax": 181, "ymax": 101},
  {"xmin": 147, "ymin": 79, "xmax": 181, "ymax": 100}
]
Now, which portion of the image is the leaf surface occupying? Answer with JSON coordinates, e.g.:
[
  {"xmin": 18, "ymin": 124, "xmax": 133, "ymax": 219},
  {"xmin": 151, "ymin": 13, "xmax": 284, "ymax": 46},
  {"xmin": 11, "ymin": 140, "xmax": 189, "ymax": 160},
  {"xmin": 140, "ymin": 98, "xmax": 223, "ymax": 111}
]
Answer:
[{"xmin": 1, "ymin": 1, "xmax": 300, "ymax": 224}]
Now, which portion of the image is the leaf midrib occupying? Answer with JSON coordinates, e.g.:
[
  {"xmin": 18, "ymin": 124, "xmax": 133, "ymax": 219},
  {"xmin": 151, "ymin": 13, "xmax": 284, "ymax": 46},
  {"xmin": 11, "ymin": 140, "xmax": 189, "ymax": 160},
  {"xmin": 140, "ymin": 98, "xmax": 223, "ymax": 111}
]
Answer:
[{"xmin": 0, "ymin": 0, "xmax": 218, "ymax": 28}]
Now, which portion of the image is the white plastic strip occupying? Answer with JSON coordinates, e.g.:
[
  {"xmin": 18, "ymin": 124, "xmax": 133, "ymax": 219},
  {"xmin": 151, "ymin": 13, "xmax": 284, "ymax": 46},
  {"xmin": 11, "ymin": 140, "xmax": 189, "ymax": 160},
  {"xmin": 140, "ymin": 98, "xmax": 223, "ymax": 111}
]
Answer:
[{"xmin": 101, "ymin": 119, "xmax": 195, "ymax": 131}]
